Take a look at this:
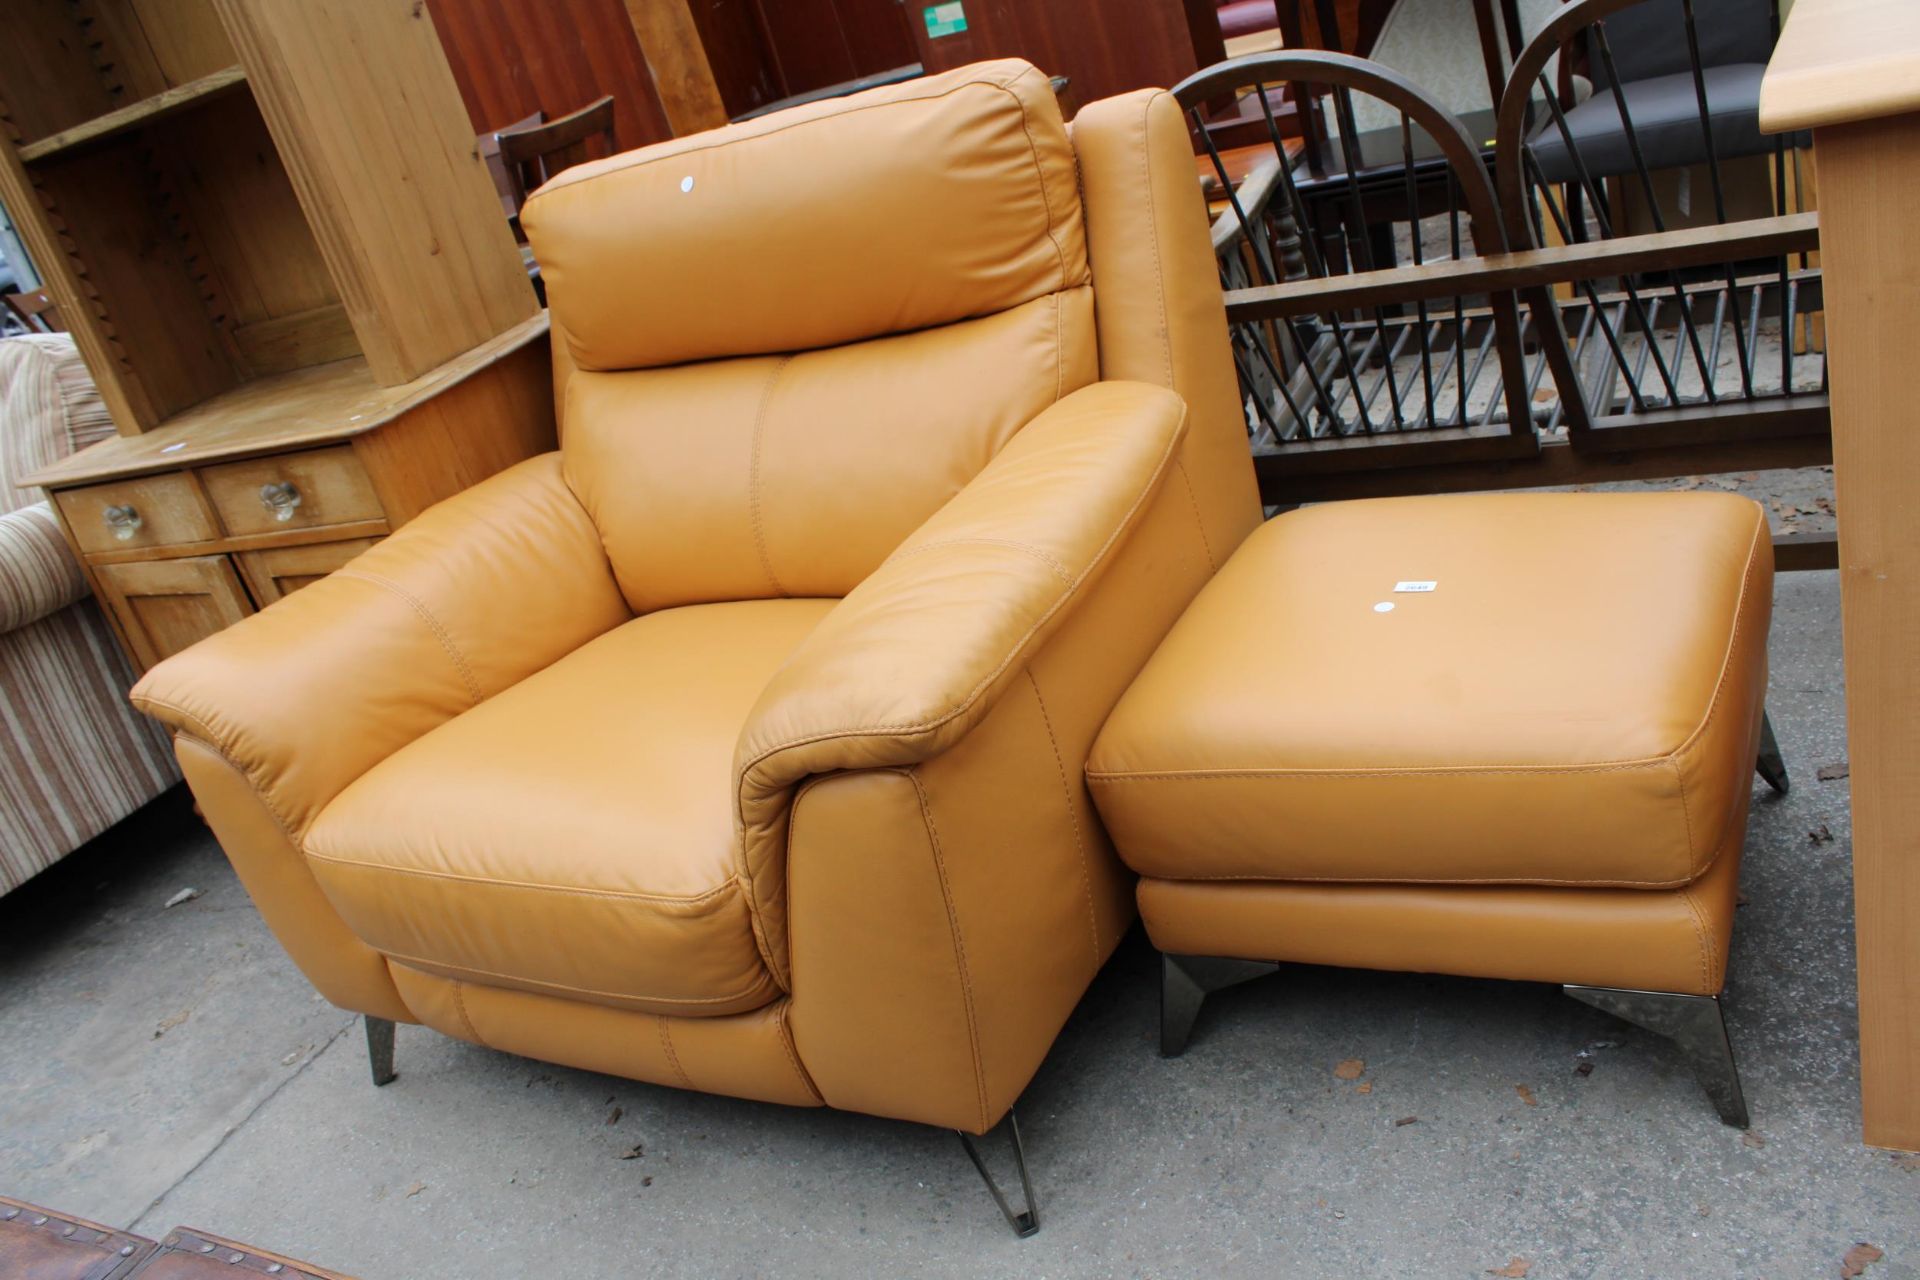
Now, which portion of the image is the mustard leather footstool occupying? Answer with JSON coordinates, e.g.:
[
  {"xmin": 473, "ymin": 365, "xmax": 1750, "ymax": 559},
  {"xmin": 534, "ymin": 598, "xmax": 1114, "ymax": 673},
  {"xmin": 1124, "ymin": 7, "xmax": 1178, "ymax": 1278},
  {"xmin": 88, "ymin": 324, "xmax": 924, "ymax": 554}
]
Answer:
[{"xmin": 1087, "ymin": 491, "xmax": 1783, "ymax": 1127}]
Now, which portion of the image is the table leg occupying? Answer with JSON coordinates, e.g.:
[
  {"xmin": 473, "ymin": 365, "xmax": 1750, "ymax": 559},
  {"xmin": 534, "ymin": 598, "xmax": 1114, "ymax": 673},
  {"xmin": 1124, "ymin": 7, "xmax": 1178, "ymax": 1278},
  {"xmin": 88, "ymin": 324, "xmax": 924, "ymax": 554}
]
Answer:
[{"xmin": 1812, "ymin": 114, "xmax": 1920, "ymax": 1151}]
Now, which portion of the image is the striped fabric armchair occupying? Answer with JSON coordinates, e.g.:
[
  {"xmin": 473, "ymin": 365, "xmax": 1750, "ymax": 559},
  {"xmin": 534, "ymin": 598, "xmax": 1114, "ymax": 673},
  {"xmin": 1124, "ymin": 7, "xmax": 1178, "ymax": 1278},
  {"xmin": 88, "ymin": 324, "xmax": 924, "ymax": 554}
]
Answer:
[{"xmin": 0, "ymin": 335, "xmax": 176, "ymax": 894}]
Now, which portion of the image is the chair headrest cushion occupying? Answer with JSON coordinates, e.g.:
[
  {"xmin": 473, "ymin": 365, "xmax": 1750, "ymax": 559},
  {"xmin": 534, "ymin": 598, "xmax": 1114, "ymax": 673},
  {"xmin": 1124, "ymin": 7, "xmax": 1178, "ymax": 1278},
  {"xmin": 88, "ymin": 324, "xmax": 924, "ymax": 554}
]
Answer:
[{"xmin": 522, "ymin": 60, "xmax": 1089, "ymax": 371}]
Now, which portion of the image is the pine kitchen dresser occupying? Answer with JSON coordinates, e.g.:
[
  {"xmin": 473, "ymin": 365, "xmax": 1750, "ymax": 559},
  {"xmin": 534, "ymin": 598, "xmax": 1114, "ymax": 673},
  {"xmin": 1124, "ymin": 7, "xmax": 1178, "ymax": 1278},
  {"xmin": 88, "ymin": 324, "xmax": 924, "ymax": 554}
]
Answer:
[{"xmin": 1, "ymin": 0, "xmax": 552, "ymax": 671}]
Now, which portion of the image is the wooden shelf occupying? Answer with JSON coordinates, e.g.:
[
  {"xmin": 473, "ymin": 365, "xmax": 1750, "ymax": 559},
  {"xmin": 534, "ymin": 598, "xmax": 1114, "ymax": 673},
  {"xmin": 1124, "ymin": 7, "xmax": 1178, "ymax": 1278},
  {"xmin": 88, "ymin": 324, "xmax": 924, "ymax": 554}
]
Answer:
[
  {"xmin": 20, "ymin": 313, "xmax": 551, "ymax": 489},
  {"xmin": 18, "ymin": 66, "xmax": 248, "ymax": 163}
]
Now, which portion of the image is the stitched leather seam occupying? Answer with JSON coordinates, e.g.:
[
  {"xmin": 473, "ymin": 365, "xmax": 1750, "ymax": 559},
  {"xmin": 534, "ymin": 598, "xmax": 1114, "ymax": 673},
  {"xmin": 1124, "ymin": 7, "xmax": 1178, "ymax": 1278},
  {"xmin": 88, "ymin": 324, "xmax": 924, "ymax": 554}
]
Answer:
[
  {"xmin": 909, "ymin": 768, "xmax": 990, "ymax": 1133},
  {"xmin": 335, "ymin": 570, "xmax": 483, "ymax": 706},
  {"xmin": 737, "ymin": 836, "xmax": 785, "ymax": 995},
  {"xmin": 526, "ymin": 67, "xmax": 1033, "ymax": 208},
  {"xmin": 1141, "ymin": 869, "xmax": 1696, "ymax": 888},
  {"xmin": 1174, "ymin": 456, "xmax": 1216, "ymax": 571},
  {"xmin": 1027, "ymin": 669, "xmax": 1101, "ymax": 966},
  {"xmin": 1673, "ymin": 755, "xmax": 1698, "ymax": 884},
  {"xmin": 137, "ymin": 702, "xmax": 225, "ymax": 757},
  {"xmin": 1053, "ymin": 290, "xmax": 1064, "ymax": 402},
  {"xmin": 450, "ymin": 980, "xmax": 486, "ymax": 1046},
  {"xmin": 1663, "ymin": 510, "xmax": 1769, "ymax": 761},
  {"xmin": 772, "ymin": 1001, "xmax": 823, "ymax": 1100},
  {"xmin": 1088, "ymin": 758, "xmax": 1685, "ymax": 781},
  {"xmin": 990, "ymin": 69, "xmax": 1072, "ymax": 291},
  {"xmin": 301, "ymin": 852, "xmax": 744, "ymax": 907},
  {"xmin": 881, "ymin": 536, "xmax": 1073, "ymax": 582},
  {"xmin": 775, "ymin": 776, "xmax": 834, "ymax": 993},
  {"xmin": 1140, "ymin": 94, "xmax": 1176, "ymax": 390},
  {"xmin": 748, "ymin": 356, "xmax": 795, "ymax": 597},
  {"xmin": 1677, "ymin": 884, "xmax": 1714, "ymax": 992},
  {"xmin": 738, "ymin": 409, "xmax": 1186, "ymax": 772},
  {"xmin": 380, "ymin": 948, "xmax": 775, "ymax": 1007},
  {"xmin": 658, "ymin": 1017, "xmax": 694, "ymax": 1089},
  {"xmin": 167, "ymin": 730, "xmax": 306, "ymax": 847}
]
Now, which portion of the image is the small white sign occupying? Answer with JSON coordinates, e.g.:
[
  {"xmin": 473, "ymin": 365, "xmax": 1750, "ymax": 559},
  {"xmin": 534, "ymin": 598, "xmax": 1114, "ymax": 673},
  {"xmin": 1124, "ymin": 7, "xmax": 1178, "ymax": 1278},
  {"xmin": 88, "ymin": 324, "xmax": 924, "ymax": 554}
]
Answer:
[{"xmin": 1393, "ymin": 580, "xmax": 1438, "ymax": 593}]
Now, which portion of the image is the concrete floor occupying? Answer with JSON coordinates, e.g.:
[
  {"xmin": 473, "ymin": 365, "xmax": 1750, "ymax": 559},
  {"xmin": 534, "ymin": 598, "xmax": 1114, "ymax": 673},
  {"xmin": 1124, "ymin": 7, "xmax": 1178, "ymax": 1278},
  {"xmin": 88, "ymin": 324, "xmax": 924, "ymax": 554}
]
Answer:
[{"xmin": 2, "ymin": 568, "xmax": 1915, "ymax": 1279}]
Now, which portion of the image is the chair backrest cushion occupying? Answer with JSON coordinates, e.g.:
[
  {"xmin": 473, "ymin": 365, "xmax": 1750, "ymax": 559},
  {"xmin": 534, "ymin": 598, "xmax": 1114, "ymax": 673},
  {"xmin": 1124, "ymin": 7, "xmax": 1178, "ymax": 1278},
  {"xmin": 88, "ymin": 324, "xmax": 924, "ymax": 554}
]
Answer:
[
  {"xmin": 523, "ymin": 61, "xmax": 1087, "ymax": 372},
  {"xmin": 1593, "ymin": 0, "xmax": 1774, "ymax": 87},
  {"xmin": 522, "ymin": 61, "xmax": 1098, "ymax": 611},
  {"xmin": 0, "ymin": 335, "xmax": 115, "ymax": 517}
]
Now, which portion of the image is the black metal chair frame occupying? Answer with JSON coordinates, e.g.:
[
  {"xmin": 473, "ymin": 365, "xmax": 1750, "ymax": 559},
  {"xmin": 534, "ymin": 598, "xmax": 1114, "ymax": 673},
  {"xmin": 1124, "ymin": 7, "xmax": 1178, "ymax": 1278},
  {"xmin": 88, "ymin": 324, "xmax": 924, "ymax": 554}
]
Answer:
[{"xmin": 1179, "ymin": 0, "xmax": 1830, "ymax": 567}]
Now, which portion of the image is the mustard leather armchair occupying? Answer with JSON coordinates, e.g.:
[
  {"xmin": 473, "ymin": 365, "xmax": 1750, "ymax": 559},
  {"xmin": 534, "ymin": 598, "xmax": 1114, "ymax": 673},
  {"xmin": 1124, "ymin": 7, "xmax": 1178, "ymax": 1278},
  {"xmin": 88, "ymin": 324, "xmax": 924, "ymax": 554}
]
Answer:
[{"xmin": 129, "ymin": 61, "xmax": 1261, "ymax": 1233}]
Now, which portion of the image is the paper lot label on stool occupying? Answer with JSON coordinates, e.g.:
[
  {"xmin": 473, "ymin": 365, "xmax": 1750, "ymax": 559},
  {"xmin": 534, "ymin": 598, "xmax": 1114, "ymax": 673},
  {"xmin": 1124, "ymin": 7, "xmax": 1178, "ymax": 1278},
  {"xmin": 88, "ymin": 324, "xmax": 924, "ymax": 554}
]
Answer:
[{"xmin": 1393, "ymin": 580, "xmax": 1438, "ymax": 592}]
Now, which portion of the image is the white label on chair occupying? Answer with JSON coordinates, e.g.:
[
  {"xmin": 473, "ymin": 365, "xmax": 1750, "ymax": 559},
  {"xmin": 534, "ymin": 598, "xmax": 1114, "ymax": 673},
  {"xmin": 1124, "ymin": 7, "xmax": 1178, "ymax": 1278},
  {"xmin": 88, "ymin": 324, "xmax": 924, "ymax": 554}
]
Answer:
[
  {"xmin": 1393, "ymin": 581, "xmax": 1437, "ymax": 593},
  {"xmin": 1373, "ymin": 601, "xmax": 1395, "ymax": 613},
  {"xmin": 680, "ymin": 176, "xmax": 695, "ymax": 193}
]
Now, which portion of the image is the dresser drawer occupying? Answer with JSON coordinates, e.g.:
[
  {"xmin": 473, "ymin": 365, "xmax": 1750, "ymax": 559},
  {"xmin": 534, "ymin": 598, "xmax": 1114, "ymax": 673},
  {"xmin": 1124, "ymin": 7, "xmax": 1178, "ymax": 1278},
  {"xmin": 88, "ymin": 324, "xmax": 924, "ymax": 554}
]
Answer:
[
  {"xmin": 56, "ymin": 473, "xmax": 218, "ymax": 555},
  {"xmin": 200, "ymin": 446, "xmax": 384, "ymax": 537}
]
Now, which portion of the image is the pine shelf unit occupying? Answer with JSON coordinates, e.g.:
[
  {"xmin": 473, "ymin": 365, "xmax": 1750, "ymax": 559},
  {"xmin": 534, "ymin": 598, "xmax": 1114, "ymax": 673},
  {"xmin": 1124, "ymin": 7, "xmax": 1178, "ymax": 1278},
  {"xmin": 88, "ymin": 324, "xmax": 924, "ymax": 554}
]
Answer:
[
  {"xmin": 16, "ymin": 65, "xmax": 249, "ymax": 163},
  {"xmin": 0, "ymin": 0, "xmax": 540, "ymax": 439},
  {"xmin": 2, "ymin": 0, "xmax": 556, "ymax": 673}
]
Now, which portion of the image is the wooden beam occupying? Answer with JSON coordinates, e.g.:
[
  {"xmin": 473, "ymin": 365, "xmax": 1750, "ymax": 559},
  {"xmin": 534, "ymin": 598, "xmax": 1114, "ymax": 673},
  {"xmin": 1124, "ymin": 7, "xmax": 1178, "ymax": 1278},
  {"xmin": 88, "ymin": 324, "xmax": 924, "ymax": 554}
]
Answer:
[
  {"xmin": 1226, "ymin": 213, "xmax": 1821, "ymax": 322},
  {"xmin": 1772, "ymin": 529, "xmax": 1839, "ymax": 572},
  {"xmin": 623, "ymin": 0, "xmax": 728, "ymax": 136}
]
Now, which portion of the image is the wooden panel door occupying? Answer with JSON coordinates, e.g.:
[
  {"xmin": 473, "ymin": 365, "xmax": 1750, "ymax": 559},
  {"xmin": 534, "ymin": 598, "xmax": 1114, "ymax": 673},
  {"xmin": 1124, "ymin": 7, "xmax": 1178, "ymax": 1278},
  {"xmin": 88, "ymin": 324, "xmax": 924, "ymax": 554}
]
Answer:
[
  {"xmin": 236, "ymin": 537, "xmax": 380, "ymax": 605},
  {"xmin": 93, "ymin": 556, "xmax": 253, "ymax": 670}
]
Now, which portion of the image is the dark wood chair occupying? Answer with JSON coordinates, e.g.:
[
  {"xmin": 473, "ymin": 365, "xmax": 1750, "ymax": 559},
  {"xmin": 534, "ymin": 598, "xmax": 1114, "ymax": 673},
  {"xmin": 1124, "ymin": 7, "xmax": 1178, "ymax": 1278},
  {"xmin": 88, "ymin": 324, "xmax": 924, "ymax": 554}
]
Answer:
[
  {"xmin": 1180, "ymin": 23, "xmax": 1830, "ymax": 567},
  {"xmin": 494, "ymin": 96, "xmax": 617, "ymax": 214},
  {"xmin": 1492, "ymin": 0, "xmax": 1824, "ymax": 493},
  {"xmin": 3, "ymin": 288, "xmax": 63, "ymax": 333},
  {"xmin": 478, "ymin": 108, "xmax": 545, "ymax": 227},
  {"xmin": 1181, "ymin": 52, "xmax": 1538, "ymax": 484}
]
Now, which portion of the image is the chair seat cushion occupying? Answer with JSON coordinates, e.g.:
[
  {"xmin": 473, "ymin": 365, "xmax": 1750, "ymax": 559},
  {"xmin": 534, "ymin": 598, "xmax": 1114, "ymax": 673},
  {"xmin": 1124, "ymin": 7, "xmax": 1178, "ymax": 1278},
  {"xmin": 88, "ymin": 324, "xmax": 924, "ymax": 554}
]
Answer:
[
  {"xmin": 304, "ymin": 598, "xmax": 836, "ymax": 1017},
  {"xmin": 1529, "ymin": 63, "xmax": 1769, "ymax": 185},
  {"xmin": 1088, "ymin": 493, "xmax": 1771, "ymax": 889}
]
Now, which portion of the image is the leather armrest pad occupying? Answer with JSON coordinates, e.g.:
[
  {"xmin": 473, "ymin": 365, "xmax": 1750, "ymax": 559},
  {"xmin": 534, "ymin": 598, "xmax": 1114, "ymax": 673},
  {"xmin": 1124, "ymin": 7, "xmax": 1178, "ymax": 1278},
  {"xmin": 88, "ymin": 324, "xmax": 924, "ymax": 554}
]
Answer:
[
  {"xmin": 130, "ymin": 454, "xmax": 630, "ymax": 836},
  {"xmin": 733, "ymin": 380, "xmax": 1188, "ymax": 889}
]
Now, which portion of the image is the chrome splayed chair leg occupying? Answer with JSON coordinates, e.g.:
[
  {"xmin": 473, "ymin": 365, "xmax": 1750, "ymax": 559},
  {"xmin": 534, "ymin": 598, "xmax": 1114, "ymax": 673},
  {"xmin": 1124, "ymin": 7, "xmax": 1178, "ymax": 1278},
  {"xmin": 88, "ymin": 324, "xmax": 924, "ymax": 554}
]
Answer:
[
  {"xmin": 1161, "ymin": 953, "xmax": 1280, "ymax": 1057},
  {"xmin": 955, "ymin": 1108, "xmax": 1038, "ymax": 1238},
  {"xmin": 1755, "ymin": 710, "xmax": 1789, "ymax": 795},
  {"xmin": 1565, "ymin": 985, "xmax": 1749, "ymax": 1128},
  {"xmin": 365, "ymin": 1016, "xmax": 396, "ymax": 1087}
]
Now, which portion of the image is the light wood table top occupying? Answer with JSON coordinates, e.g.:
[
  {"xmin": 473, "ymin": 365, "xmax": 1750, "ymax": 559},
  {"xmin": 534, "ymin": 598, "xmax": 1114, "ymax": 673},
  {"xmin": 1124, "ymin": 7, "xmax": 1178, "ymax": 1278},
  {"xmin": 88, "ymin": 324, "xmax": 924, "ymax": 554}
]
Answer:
[{"xmin": 1760, "ymin": 0, "xmax": 1920, "ymax": 132}]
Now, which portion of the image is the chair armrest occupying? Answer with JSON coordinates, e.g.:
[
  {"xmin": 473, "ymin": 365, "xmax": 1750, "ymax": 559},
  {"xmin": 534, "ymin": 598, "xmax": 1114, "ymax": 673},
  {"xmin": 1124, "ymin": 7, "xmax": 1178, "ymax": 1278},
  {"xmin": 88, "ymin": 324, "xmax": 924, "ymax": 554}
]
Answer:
[
  {"xmin": 733, "ymin": 379, "xmax": 1187, "ymax": 897},
  {"xmin": 130, "ymin": 454, "xmax": 630, "ymax": 837},
  {"xmin": 0, "ymin": 502, "xmax": 89, "ymax": 632}
]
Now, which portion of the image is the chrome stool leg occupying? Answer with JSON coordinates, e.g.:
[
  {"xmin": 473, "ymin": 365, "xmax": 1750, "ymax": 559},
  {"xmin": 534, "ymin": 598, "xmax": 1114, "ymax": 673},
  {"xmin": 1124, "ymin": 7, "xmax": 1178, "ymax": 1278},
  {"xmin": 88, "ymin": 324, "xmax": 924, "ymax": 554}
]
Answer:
[
  {"xmin": 1565, "ymin": 985, "xmax": 1749, "ymax": 1127},
  {"xmin": 1161, "ymin": 953, "xmax": 1280, "ymax": 1057},
  {"xmin": 955, "ymin": 1107, "xmax": 1038, "ymax": 1238},
  {"xmin": 365, "ymin": 1015, "xmax": 396, "ymax": 1087},
  {"xmin": 1756, "ymin": 709, "xmax": 1789, "ymax": 795}
]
